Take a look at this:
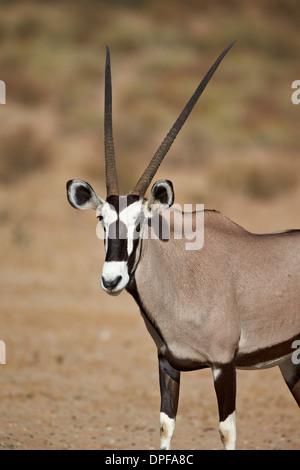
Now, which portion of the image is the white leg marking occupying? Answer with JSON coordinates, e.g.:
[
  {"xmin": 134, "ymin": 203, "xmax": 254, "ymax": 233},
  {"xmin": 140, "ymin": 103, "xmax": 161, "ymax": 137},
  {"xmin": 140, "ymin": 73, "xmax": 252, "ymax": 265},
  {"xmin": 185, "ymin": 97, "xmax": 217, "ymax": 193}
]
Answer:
[
  {"xmin": 219, "ymin": 411, "xmax": 236, "ymax": 450},
  {"xmin": 212, "ymin": 367, "xmax": 222, "ymax": 381},
  {"xmin": 160, "ymin": 412, "xmax": 175, "ymax": 450}
]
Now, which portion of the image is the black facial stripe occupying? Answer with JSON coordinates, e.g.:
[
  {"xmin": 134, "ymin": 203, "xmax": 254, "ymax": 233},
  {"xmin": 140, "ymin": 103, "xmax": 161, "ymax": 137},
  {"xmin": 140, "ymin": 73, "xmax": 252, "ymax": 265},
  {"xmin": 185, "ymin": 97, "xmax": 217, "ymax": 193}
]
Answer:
[
  {"xmin": 105, "ymin": 220, "xmax": 128, "ymax": 262},
  {"xmin": 105, "ymin": 238, "xmax": 128, "ymax": 261},
  {"xmin": 123, "ymin": 194, "xmax": 141, "ymax": 206},
  {"xmin": 127, "ymin": 237, "xmax": 140, "ymax": 275},
  {"xmin": 106, "ymin": 194, "xmax": 140, "ymax": 210},
  {"xmin": 104, "ymin": 194, "xmax": 142, "ymax": 263}
]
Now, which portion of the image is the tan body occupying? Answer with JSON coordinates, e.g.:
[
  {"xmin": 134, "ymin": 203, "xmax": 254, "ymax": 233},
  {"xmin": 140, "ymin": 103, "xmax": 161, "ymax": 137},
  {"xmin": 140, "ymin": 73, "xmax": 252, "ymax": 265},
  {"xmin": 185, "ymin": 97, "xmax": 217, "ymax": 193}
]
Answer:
[{"xmin": 133, "ymin": 210, "xmax": 300, "ymax": 370}]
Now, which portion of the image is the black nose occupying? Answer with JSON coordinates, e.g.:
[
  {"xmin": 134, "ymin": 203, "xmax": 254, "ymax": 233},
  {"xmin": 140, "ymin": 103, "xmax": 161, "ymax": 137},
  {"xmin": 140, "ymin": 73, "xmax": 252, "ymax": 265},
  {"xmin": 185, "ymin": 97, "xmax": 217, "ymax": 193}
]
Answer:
[{"xmin": 102, "ymin": 275, "xmax": 122, "ymax": 290}]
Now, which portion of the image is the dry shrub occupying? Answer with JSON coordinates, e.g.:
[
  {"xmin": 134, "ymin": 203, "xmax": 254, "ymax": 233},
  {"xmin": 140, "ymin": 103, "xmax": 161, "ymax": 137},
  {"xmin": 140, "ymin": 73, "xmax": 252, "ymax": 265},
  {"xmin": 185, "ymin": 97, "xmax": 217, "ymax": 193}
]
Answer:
[
  {"xmin": 240, "ymin": 166, "xmax": 297, "ymax": 199},
  {"xmin": 1, "ymin": 66, "xmax": 47, "ymax": 106},
  {"xmin": 210, "ymin": 157, "xmax": 299, "ymax": 200},
  {"xmin": 0, "ymin": 127, "xmax": 50, "ymax": 184}
]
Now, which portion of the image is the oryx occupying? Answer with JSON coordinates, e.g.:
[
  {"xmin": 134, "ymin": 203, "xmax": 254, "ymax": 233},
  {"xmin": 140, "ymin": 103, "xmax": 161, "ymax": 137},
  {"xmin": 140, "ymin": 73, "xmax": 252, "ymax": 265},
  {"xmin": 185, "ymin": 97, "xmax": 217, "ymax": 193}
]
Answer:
[{"xmin": 66, "ymin": 43, "xmax": 300, "ymax": 450}]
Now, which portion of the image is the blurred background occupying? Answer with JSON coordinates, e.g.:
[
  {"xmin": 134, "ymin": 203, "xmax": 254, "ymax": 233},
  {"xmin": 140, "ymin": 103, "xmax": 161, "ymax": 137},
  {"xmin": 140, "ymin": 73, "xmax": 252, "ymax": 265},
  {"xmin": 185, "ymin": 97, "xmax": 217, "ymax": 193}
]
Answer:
[{"xmin": 0, "ymin": 0, "xmax": 299, "ymax": 450}]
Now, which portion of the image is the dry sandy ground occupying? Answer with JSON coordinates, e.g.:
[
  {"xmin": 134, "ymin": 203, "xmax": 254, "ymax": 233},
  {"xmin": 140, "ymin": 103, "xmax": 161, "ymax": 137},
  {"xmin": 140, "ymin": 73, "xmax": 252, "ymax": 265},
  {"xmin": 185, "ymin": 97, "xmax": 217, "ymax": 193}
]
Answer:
[{"xmin": 0, "ymin": 162, "xmax": 299, "ymax": 451}]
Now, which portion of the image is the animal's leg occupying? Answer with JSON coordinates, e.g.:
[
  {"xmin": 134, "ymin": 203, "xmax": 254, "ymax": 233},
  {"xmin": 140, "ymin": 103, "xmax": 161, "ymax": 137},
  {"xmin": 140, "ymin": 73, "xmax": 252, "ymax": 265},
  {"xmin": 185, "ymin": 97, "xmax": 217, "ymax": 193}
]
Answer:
[
  {"xmin": 158, "ymin": 354, "xmax": 180, "ymax": 450},
  {"xmin": 279, "ymin": 355, "xmax": 300, "ymax": 407},
  {"xmin": 212, "ymin": 362, "xmax": 236, "ymax": 450}
]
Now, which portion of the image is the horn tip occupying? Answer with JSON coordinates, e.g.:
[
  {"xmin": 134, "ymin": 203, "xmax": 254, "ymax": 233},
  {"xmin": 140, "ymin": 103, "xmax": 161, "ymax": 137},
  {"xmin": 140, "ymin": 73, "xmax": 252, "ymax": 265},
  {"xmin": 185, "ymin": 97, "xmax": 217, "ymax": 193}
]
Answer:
[{"xmin": 227, "ymin": 40, "xmax": 237, "ymax": 51}]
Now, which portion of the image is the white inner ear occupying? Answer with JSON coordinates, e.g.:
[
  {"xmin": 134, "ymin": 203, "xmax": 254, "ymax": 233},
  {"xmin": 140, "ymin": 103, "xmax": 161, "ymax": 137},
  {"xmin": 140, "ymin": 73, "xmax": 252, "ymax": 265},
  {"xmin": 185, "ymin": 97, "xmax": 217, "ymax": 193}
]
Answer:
[
  {"xmin": 147, "ymin": 181, "xmax": 173, "ymax": 216},
  {"xmin": 87, "ymin": 193, "xmax": 104, "ymax": 210}
]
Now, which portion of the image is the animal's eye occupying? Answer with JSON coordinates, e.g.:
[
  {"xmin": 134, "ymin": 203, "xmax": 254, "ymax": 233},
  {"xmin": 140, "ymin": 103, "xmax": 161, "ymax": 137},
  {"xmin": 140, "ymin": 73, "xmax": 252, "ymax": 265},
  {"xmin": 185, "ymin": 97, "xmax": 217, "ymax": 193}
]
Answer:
[
  {"xmin": 97, "ymin": 215, "xmax": 104, "ymax": 225},
  {"xmin": 97, "ymin": 215, "xmax": 106, "ymax": 231}
]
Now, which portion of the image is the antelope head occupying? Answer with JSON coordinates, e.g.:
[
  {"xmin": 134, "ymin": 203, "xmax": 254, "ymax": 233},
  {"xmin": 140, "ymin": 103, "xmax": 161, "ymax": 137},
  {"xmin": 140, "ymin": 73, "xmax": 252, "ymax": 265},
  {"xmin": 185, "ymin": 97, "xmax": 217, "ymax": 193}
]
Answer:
[{"xmin": 67, "ymin": 43, "xmax": 234, "ymax": 295}]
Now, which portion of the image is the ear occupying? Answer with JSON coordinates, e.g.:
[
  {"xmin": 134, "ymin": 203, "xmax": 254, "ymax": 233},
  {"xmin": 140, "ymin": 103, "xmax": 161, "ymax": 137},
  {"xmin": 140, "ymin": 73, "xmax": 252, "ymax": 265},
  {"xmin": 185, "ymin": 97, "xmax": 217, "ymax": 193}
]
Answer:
[
  {"xmin": 66, "ymin": 180, "xmax": 104, "ymax": 210},
  {"xmin": 148, "ymin": 180, "xmax": 174, "ymax": 212}
]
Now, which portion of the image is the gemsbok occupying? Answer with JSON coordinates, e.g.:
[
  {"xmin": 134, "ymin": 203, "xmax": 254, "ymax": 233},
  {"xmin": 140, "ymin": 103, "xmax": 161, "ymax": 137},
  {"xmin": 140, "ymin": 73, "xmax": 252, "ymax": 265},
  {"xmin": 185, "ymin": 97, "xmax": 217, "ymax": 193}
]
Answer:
[{"xmin": 66, "ymin": 43, "xmax": 300, "ymax": 449}]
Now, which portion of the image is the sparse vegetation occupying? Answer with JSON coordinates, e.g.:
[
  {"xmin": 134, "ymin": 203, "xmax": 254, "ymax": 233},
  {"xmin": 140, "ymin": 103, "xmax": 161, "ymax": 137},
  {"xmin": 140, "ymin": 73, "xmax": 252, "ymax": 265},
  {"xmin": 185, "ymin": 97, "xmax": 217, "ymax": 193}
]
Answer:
[
  {"xmin": 210, "ymin": 156, "xmax": 299, "ymax": 200},
  {"xmin": 0, "ymin": 5, "xmax": 298, "ymax": 205},
  {"xmin": 0, "ymin": 0, "xmax": 298, "ymax": 199}
]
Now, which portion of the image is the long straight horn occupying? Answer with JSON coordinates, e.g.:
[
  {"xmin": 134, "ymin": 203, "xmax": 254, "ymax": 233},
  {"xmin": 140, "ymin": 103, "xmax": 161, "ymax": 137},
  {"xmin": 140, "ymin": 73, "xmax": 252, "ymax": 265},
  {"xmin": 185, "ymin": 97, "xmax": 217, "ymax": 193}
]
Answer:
[
  {"xmin": 104, "ymin": 45, "xmax": 119, "ymax": 196},
  {"xmin": 131, "ymin": 41, "xmax": 236, "ymax": 197}
]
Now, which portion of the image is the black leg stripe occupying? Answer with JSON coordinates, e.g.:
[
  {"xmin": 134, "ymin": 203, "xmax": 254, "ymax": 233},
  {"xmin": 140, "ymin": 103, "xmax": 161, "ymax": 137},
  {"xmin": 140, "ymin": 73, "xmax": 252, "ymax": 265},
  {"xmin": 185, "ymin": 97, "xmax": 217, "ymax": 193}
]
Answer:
[{"xmin": 213, "ymin": 362, "xmax": 236, "ymax": 422}]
